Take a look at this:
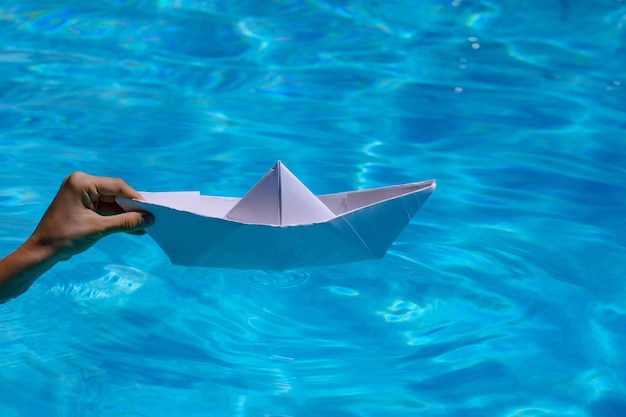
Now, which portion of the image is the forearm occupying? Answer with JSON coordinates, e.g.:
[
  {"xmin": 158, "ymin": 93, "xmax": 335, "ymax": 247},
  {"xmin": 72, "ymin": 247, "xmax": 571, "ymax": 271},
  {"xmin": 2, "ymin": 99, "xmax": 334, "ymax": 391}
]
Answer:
[{"xmin": 0, "ymin": 238, "xmax": 59, "ymax": 303}]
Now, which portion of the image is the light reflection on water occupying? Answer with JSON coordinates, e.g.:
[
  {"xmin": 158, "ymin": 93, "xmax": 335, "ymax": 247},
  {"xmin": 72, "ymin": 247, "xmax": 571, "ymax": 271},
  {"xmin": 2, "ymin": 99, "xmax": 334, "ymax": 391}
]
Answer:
[{"xmin": 1, "ymin": 0, "xmax": 626, "ymax": 416}]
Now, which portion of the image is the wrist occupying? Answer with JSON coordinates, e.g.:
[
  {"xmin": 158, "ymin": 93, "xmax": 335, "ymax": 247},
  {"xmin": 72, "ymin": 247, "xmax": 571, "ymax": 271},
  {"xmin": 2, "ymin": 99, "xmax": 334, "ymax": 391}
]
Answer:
[
  {"xmin": 0, "ymin": 237, "xmax": 62, "ymax": 302},
  {"xmin": 22, "ymin": 234, "xmax": 67, "ymax": 265}
]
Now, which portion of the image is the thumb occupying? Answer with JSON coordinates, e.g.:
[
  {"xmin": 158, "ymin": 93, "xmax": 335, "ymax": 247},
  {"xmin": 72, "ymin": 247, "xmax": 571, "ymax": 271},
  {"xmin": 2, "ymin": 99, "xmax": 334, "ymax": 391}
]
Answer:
[{"xmin": 99, "ymin": 211, "xmax": 154, "ymax": 236}]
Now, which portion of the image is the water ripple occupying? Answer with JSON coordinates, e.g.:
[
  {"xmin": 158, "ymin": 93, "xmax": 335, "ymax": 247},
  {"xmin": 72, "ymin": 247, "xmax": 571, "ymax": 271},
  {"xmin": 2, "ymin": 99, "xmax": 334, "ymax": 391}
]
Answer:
[{"xmin": 238, "ymin": 269, "xmax": 313, "ymax": 289}]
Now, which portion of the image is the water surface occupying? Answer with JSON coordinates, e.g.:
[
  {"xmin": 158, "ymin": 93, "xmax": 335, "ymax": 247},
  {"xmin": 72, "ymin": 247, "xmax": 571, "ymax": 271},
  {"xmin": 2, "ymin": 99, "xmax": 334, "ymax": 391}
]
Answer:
[{"xmin": 1, "ymin": 0, "xmax": 625, "ymax": 416}]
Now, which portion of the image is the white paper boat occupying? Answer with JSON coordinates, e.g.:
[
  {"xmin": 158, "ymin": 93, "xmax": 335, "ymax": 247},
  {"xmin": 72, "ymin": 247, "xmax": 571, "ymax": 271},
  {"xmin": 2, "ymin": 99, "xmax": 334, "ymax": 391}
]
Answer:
[{"xmin": 117, "ymin": 161, "xmax": 435, "ymax": 270}]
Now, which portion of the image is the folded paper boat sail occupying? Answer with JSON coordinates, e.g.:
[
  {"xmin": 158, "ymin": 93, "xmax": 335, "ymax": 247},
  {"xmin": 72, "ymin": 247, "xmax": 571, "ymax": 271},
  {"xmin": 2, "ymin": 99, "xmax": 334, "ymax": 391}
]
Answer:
[{"xmin": 117, "ymin": 161, "xmax": 436, "ymax": 270}]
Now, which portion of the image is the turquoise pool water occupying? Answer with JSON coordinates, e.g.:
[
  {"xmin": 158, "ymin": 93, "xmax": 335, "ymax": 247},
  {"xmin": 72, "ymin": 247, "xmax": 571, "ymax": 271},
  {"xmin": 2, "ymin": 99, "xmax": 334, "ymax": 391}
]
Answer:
[{"xmin": 1, "ymin": 0, "xmax": 626, "ymax": 415}]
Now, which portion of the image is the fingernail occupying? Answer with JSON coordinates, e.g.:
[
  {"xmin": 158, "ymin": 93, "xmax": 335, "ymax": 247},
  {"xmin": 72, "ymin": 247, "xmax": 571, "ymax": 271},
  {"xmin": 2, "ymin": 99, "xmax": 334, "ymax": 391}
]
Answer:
[{"xmin": 141, "ymin": 213, "xmax": 155, "ymax": 228}]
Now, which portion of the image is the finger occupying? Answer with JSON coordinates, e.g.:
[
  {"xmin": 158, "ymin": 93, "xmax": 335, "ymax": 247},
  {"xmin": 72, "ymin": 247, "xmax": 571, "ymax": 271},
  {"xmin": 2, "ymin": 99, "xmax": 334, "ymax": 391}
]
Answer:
[
  {"xmin": 92, "ymin": 176, "xmax": 143, "ymax": 200},
  {"xmin": 80, "ymin": 190, "xmax": 96, "ymax": 211},
  {"xmin": 85, "ymin": 187, "xmax": 100, "ymax": 211},
  {"xmin": 98, "ymin": 211, "xmax": 154, "ymax": 236}
]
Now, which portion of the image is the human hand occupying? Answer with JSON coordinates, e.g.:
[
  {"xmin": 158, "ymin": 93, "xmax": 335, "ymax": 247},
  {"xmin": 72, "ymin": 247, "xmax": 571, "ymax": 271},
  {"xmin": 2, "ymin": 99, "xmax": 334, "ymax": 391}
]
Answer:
[
  {"xmin": 0, "ymin": 172, "xmax": 154, "ymax": 302},
  {"xmin": 28, "ymin": 171, "xmax": 154, "ymax": 262}
]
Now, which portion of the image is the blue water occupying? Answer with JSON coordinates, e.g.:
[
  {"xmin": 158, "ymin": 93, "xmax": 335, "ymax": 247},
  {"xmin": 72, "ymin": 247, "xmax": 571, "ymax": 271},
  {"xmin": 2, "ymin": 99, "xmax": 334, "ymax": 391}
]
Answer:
[{"xmin": 1, "ymin": 0, "xmax": 626, "ymax": 415}]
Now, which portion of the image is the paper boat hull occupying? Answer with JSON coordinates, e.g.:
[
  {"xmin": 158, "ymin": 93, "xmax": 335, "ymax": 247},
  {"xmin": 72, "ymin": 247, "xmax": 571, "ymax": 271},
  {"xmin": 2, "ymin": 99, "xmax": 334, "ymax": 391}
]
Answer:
[{"xmin": 118, "ymin": 180, "xmax": 435, "ymax": 270}]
